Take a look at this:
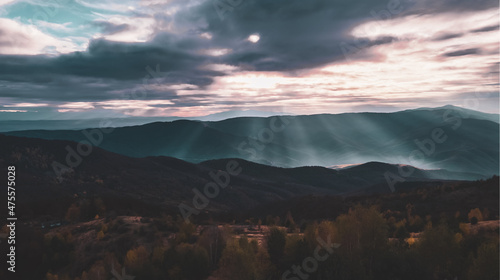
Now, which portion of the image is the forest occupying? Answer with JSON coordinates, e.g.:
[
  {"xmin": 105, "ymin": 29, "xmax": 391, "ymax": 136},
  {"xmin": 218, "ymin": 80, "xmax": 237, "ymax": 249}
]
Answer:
[{"xmin": 3, "ymin": 177, "xmax": 498, "ymax": 280}]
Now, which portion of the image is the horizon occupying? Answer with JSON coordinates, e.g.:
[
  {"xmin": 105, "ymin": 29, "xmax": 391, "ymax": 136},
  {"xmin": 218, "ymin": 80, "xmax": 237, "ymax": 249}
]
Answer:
[{"xmin": 0, "ymin": 104, "xmax": 498, "ymax": 122}]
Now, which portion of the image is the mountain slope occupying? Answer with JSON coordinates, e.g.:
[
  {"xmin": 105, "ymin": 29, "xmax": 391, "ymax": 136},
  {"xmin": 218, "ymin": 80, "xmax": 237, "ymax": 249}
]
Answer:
[
  {"xmin": 3, "ymin": 107, "xmax": 498, "ymax": 176},
  {"xmin": 0, "ymin": 135, "xmax": 489, "ymax": 221},
  {"xmin": 409, "ymin": 105, "xmax": 499, "ymax": 123},
  {"xmin": 0, "ymin": 110, "xmax": 290, "ymax": 132}
]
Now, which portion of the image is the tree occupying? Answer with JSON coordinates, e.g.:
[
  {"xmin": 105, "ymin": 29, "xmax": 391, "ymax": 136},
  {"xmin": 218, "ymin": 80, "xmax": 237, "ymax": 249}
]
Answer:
[
  {"xmin": 46, "ymin": 272, "xmax": 59, "ymax": 280},
  {"xmin": 468, "ymin": 242, "xmax": 500, "ymax": 280},
  {"xmin": 125, "ymin": 246, "xmax": 149, "ymax": 272},
  {"xmin": 176, "ymin": 222, "xmax": 196, "ymax": 244},
  {"xmin": 317, "ymin": 220, "xmax": 336, "ymax": 242},
  {"xmin": 216, "ymin": 237, "xmax": 274, "ymax": 280},
  {"xmin": 197, "ymin": 226, "xmax": 230, "ymax": 269},
  {"xmin": 65, "ymin": 203, "xmax": 80, "ymax": 222},
  {"xmin": 87, "ymin": 261, "xmax": 106, "ymax": 280},
  {"xmin": 395, "ymin": 224, "xmax": 410, "ymax": 239},
  {"xmin": 285, "ymin": 211, "xmax": 296, "ymax": 230},
  {"xmin": 94, "ymin": 197, "xmax": 106, "ymax": 215},
  {"xmin": 152, "ymin": 246, "xmax": 166, "ymax": 265},
  {"xmin": 336, "ymin": 205, "xmax": 388, "ymax": 257},
  {"xmin": 303, "ymin": 222, "xmax": 319, "ymax": 250},
  {"xmin": 335, "ymin": 205, "xmax": 388, "ymax": 278},
  {"xmin": 266, "ymin": 227, "xmax": 286, "ymax": 266},
  {"xmin": 216, "ymin": 239, "xmax": 257, "ymax": 280},
  {"xmin": 96, "ymin": 230, "xmax": 105, "ymax": 240},
  {"xmin": 468, "ymin": 208, "xmax": 483, "ymax": 223},
  {"xmin": 415, "ymin": 224, "xmax": 462, "ymax": 279},
  {"xmin": 265, "ymin": 215, "xmax": 274, "ymax": 226},
  {"xmin": 177, "ymin": 244, "xmax": 210, "ymax": 280},
  {"xmin": 409, "ymin": 215, "xmax": 424, "ymax": 232}
]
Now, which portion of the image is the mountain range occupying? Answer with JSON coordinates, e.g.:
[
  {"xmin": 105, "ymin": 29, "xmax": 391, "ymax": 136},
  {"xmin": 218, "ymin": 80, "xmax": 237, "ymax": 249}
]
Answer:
[
  {"xmin": 3, "ymin": 106, "xmax": 498, "ymax": 177},
  {"xmin": 0, "ymin": 110, "xmax": 290, "ymax": 132},
  {"xmin": 0, "ymin": 134, "xmax": 489, "ymax": 220}
]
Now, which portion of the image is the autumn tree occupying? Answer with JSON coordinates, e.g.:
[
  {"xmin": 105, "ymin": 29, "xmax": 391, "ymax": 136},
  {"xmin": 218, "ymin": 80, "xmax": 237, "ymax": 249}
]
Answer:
[
  {"xmin": 125, "ymin": 246, "xmax": 149, "ymax": 272},
  {"xmin": 266, "ymin": 227, "xmax": 286, "ymax": 266},
  {"xmin": 87, "ymin": 261, "xmax": 106, "ymax": 280},
  {"xmin": 468, "ymin": 241, "xmax": 500, "ymax": 280},
  {"xmin": 285, "ymin": 211, "xmax": 296, "ymax": 231},
  {"xmin": 176, "ymin": 222, "xmax": 196, "ymax": 244},
  {"xmin": 197, "ymin": 226, "xmax": 230, "ymax": 269},
  {"xmin": 65, "ymin": 203, "xmax": 80, "ymax": 222},
  {"xmin": 415, "ymin": 224, "xmax": 462, "ymax": 279},
  {"xmin": 170, "ymin": 243, "xmax": 211, "ymax": 280},
  {"xmin": 335, "ymin": 205, "xmax": 388, "ymax": 278},
  {"xmin": 216, "ymin": 237, "xmax": 274, "ymax": 280},
  {"xmin": 468, "ymin": 208, "xmax": 483, "ymax": 224}
]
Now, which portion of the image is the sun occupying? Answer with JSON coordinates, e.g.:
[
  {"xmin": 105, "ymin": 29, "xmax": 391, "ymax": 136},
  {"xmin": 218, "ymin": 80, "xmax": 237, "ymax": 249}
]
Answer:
[{"xmin": 247, "ymin": 34, "xmax": 260, "ymax": 43}]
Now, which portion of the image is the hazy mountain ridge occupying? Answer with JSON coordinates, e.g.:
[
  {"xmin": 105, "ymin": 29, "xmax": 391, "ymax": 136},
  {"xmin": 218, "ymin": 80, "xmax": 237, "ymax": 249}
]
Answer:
[
  {"xmin": 407, "ymin": 105, "xmax": 499, "ymax": 123},
  {"xmin": 0, "ymin": 110, "xmax": 290, "ymax": 132},
  {"xmin": 3, "ymin": 106, "xmax": 498, "ymax": 177},
  {"xmin": 0, "ymin": 134, "xmax": 487, "ymax": 221}
]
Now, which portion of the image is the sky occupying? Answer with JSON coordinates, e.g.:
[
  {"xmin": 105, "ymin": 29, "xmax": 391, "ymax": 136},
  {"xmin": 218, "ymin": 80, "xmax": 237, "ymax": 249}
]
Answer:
[{"xmin": 0, "ymin": 0, "xmax": 498, "ymax": 120}]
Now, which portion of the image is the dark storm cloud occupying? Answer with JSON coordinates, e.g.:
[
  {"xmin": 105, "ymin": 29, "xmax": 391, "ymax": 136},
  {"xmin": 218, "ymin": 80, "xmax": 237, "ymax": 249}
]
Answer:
[
  {"xmin": 0, "ymin": 34, "xmax": 226, "ymax": 102},
  {"xmin": 0, "ymin": 0, "xmax": 497, "ymax": 110},
  {"xmin": 181, "ymin": 0, "xmax": 415, "ymax": 71},
  {"xmin": 471, "ymin": 25, "xmax": 499, "ymax": 33},
  {"xmin": 58, "ymin": 39, "xmax": 210, "ymax": 80},
  {"xmin": 408, "ymin": 0, "xmax": 497, "ymax": 14},
  {"xmin": 0, "ymin": 38, "xmax": 214, "ymax": 81},
  {"xmin": 432, "ymin": 32, "xmax": 464, "ymax": 41},
  {"xmin": 430, "ymin": 22, "xmax": 496, "ymax": 42},
  {"xmin": 174, "ymin": 0, "xmax": 496, "ymax": 72},
  {"xmin": 442, "ymin": 48, "xmax": 481, "ymax": 57},
  {"xmin": 0, "ymin": 75, "xmax": 170, "ymax": 102},
  {"xmin": 92, "ymin": 21, "xmax": 131, "ymax": 35}
]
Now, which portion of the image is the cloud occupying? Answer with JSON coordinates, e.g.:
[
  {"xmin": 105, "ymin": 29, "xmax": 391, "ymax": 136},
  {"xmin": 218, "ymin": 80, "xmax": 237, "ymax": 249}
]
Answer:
[
  {"xmin": 92, "ymin": 20, "xmax": 130, "ymax": 35},
  {"xmin": 0, "ymin": 37, "xmax": 219, "ymax": 82},
  {"xmin": 471, "ymin": 25, "xmax": 499, "ymax": 33},
  {"xmin": 177, "ymin": 0, "xmax": 412, "ymax": 71},
  {"xmin": 0, "ymin": 0, "xmax": 498, "ymax": 118},
  {"xmin": 0, "ymin": 0, "xmax": 15, "ymax": 6},
  {"xmin": 409, "ymin": 0, "xmax": 498, "ymax": 14},
  {"xmin": 169, "ymin": 0, "xmax": 498, "ymax": 72},
  {"xmin": 432, "ymin": 32, "xmax": 464, "ymax": 41},
  {"xmin": 442, "ymin": 48, "xmax": 481, "ymax": 57},
  {"xmin": 0, "ymin": 18, "xmax": 79, "ymax": 54},
  {"xmin": 91, "ymin": 15, "xmax": 158, "ymax": 42}
]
